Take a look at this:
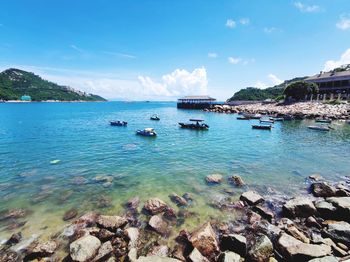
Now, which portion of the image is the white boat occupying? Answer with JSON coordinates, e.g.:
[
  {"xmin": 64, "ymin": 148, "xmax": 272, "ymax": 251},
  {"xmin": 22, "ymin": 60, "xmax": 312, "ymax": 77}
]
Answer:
[
  {"xmin": 308, "ymin": 125, "xmax": 330, "ymax": 131},
  {"xmin": 136, "ymin": 128, "xmax": 157, "ymax": 136}
]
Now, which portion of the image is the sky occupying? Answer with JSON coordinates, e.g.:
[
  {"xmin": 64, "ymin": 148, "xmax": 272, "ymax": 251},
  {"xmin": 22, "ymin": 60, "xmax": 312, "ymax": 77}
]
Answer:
[{"xmin": 0, "ymin": 0, "xmax": 350, "ymax": 101}]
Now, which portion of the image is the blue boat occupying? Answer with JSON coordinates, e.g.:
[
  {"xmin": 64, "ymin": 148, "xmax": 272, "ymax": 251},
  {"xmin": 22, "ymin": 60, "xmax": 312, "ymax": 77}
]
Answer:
[
  {"xmin": 110, "ymin": 120, "xmax": 127, "ymax": 126},
  {"xmin": 136, "ymin": 128, "xmax": 157, "ymax": 136}
]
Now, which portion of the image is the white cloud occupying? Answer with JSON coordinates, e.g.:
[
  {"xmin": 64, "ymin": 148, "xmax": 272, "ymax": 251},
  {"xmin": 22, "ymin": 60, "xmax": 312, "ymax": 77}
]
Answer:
[
  {"xmin": 228, "ymin": 57, "xmax": 241, "ymax": 64},
  {"xmin": 264, "ymin": 27, "xmax": 277, "ymax": 33},
  {"xmin": 294, "ymin": 2, "xmax": 321, "ymax": 13},
  {"xmin": 336, "ymin": 14, "xmax": 350, "ymax": 30},
  {"xmin": 70, "ymin": 44, "xmax": 84, "ymax": 53},
  {"xmin": 103, "ymin": 51, "xmax": 136, "ymax": 59},
  {"xmin": 138, "ymin": 67, "xmax": 208, "ymax": 98},
  {"xmin": 323, "ymin": 48, "xmax": 350, "ymax": 71},
  {"xmin": 268, "ymin": 74, "xmax": 283, "ymax": 85},
  {"xmin": 239, "ymin": 18, "xmax": 250, "ymax": 25},
  {"xmin": 208, "ymin": 52, "xmax": 218, "ymax": 58},
  {"xmin": 226, "ymin": 19, "xmax": 236, "ymax": 28}
]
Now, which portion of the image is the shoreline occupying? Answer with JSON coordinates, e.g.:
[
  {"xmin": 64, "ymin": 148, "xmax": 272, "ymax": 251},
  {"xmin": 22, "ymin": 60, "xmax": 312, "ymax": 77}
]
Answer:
[
  {"xmin": 1, "ymin": 175, "xmax": 350, "ymax": 261},
  {"xmin": 206, "ymin": 101, "xmax": 350, "ymax": 120}
]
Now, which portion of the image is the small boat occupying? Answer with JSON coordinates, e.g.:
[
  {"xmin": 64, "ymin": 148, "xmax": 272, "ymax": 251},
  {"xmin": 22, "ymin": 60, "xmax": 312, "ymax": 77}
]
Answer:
[
  {"xmin": 179, "ymin": 119, "xmax": 209, "ymax": 130},
  {"xmin": 150, "ymin": 114, "xmax": 160, "ymax": 121},
  {"xmin": 308, "ymin": 125, "xmax": 331, "ymax": 131},
  {"xmin": 260, "ymin": 118, "xmax": 274, "ymax": 124},
  {"xmin": 136, "ymin": 128, "xmax": 157, "ymax": 136},
  {"xmin": 110, "ymin": 120, "xmax": 127, "ymax": 126},
  {"xmin": 237, "ymin": 116, "xmax": 250, "ymax": 120},
  {"xmin": 270, "ymin": 117, "xmax": 284, "ymax": 121},
  {"xmin": 252, "ymin": 124, "xmax": 272, "ymax": 130},
  {"xmin": 315, "ymin": 118, "xmax": 332, "ymax": 123},
  {"xmin": 242, "ymin": 113, "xmax": 261, "ymax": 119}
]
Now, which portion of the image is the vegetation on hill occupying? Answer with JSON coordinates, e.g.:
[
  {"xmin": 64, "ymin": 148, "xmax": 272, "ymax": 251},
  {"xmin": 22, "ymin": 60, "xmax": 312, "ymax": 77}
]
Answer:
[
  {"xmin": 0, "ymin": 68, "xmax": 106, "ymax": 101},
  {"xmin": 227, "ymin": 77, "xmax": 307, "ymax": 102},
  {"xmin": 283, "ymin": 81, "xmax": 318, "ymax": 100}
]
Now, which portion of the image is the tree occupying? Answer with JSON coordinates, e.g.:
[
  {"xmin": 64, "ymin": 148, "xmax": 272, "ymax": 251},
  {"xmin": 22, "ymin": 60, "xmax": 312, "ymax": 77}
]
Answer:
[{"xmin": 283, "ymin": 81, "xmax": 318, "ymax": 100}]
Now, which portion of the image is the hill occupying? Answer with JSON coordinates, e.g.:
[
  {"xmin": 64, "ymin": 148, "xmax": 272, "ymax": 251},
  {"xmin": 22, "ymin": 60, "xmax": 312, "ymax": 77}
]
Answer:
[
  {"xmin": 0, "ymin": 68, "xmax": 106, "ymax": 101},
  {"xmin": 227, "ymin": 76, "xmax": 307, "ymax": 102}
]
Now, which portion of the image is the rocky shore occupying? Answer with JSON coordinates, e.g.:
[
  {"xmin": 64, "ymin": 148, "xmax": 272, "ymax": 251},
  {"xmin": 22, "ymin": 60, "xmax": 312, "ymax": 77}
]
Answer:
[
  {"xmin": 205, "ymin": 102, "xmax": 350, "ymax": 120},
  {"xmin": 1, "ymin": 174, "xmax": 350, "ymax": 261}
]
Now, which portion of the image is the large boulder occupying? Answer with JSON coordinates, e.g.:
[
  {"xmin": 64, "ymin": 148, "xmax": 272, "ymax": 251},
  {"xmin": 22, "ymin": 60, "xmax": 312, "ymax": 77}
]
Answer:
[
  {"xmin": 315, "ymin": 201, "xmax": 336, "ymax": 219},
  {"xmin": 282, "ymin": 197, "xmax": 316, "ymax": 218},
  {"xmin": 149, "ymin": 215, "xmax": 169, "ymax": 236},
  {"xmin": 92, "ymin": 241, "xmax": 113, "ymax": 262},
  {"xmin": 25, "ymin": 240, "xmax": 58, "ymax": 260},
  {"xmin": 125, "ymin": 227, "xmax": 139, "ymax": 248},
  {"xmin": 96, "ymin": 215, "xmax": 127, "ymax": 230},
  {"xmin": 240, "ymin": 191, "xmax": 264, "ymax": 205},
  {"xmin": 311, "ymin": 182, "xmax": 336, "ymax": 197},
  {"xmin": 144, "ymin": 198, "xmax": 168, "ymax": 214},
  {"xmin": 326, "ymin": 197, "xmax": 350, "ymax": 221},
  {"xmin": 189, "ymin": 222, "xmax": 220, "ymax": 261},
  {"xmin": 247, "ymin": 235, "xmax": 273, "ymax": 262},
  {"xmin": 323, "ymin": 221, "xmax": 350, "ymax": 245},
  {"xmin": 276, "ymin": 233, "xmax": 331, "ymax": 262},
  {"xmin": 220, "ymin": 234, "xmax": 246, "ymax": 256},
  {"xmin": 70, "ymin": 235, "xmax": 101, "ymax": 262},
  {"xmin": 205, "ymin": 174, "xmax": 223, "ymax": 184}
]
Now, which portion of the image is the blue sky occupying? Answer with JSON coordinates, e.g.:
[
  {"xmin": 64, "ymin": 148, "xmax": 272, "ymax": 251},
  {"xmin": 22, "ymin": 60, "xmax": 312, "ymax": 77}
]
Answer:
[{"xmin": 0, "ymin": 0, "xmax": 350, "ymax": 100}]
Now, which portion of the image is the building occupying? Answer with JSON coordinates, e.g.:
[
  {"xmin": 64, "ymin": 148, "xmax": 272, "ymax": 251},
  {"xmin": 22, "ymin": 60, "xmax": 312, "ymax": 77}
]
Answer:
[
  {"xmin": 20, "ymin": 95, "xmax": 31, "ymax": 101},
  {"xmin": 177, "ymin": 95, "xmax": 216, "ymax": 109},
  {"xmin": 305, "ymin": 70, "xmax": 350, "ymax": 100}
]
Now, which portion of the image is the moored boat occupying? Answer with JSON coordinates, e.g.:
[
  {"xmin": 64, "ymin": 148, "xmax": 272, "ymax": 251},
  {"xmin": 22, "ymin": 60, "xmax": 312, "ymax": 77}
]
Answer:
[
  {"xmin": 252, "ymin": 124, "xmax": 272, "ymax": 130},
  {"xmin": 237, "ymin": 116, "xmax": 250, "ymax": 120},
  {"xmin": 260, "ymin": 118, "xmax": 274, "ymax": 124},
  {"xmin": 110, "ymin": 120, "xmax": 127, "ymax": 126},
  {"xmin": 270, "ymin": 117, "xmax": 284, "ymax": 121},
  {"xmin": 136, "ymin": 128, "xmax": 157, "ymax": 136},
  {"xmin": 150, "ymin": 114, "xmax": 160, "ymax": 121},
  {"xmin": 315, "ymin": 118, "xmax": 332, "ymax": 123},
  {"xmin": 308, "ymin": 125, "xmax": 331, "ymax": 131},
  {"xmin": 178, "ymin": 119, "xmax": 209, "ymax": 130}
]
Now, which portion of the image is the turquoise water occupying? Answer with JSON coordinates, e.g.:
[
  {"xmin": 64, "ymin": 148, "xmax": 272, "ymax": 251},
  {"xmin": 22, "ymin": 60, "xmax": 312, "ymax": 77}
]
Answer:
[{"xmin": 1, "ymin": 101, "xmax": 350, "ymax": 242}]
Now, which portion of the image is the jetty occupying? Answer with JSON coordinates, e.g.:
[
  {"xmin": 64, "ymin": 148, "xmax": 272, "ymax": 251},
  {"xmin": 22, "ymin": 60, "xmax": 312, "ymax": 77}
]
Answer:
[{"xmin": 177, "ymin": 95, "xmax": 217, "ymax": 109}]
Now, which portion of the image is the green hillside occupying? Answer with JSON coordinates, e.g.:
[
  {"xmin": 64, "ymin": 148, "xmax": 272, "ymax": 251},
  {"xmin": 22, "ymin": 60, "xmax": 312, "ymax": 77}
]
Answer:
[
  {"xmin": 0, "ymin": 68, "xmax": 106, "ymax": 101},
  {"xmin": 227, "ymin": 77, "xmax": 307, "ymax": 102}
]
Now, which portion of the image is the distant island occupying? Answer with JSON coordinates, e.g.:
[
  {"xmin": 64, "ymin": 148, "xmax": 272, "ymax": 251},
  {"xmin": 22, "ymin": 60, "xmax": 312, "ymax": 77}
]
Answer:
[{"xmin": 0, "ymin": 68, "xmax": 106, "ymax": 102}]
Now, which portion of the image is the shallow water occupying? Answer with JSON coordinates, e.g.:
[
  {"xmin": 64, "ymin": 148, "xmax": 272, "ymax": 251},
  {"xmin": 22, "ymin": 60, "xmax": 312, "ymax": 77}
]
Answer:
[{"xmin": 0, "ymin": 101, "xmax": 350, "ymax": 242}]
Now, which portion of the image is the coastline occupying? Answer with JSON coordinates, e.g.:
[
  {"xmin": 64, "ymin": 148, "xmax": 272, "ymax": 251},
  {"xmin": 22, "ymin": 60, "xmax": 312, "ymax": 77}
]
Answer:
[
  {"xmin": 1, "ymin": 175, "xmax": 350, "ymax": 261},
  {"xmin": 207, "ymin": 101, "xmax": 350, "ymax": 120}
]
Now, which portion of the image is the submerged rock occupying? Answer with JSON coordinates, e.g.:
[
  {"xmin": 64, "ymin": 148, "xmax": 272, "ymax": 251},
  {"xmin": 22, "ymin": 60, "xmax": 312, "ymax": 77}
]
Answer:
[
  {"xmin": 205, "ymin": 174, "xmax": 223, "ymax": 184},
  {"xmin": 189, "ymin": 222, "xmax": 219, "ymax": 261},
  {"xmin": 169, "ymin": 193, "xmax": 188, "ymax": 206},
  {"xmin": 144, "ymin": 198, "xmax": 168, "ymax": 214},
  {"xmin": 230, "ymin": 175, "xmax": 245, "ymax": 187},
  {"xmin": 127, "ymin": 196, "xmax": 140, "ymax": 210},
  {"xmin": 0, "ymin": 208, "xmax": 29, "ymax": 221},
  {"xmin": 63, "ymin": 208, "xmax": 78, "ymax": 221},
  {"xmin": 282, "ymin": 197, "xmax": 316, "ymax": 218},
  {"xmin": 240, "ymin": 191, "xmax": 264, "ymax": 205},
  {"xmin": 70, "ymin": 235, "xmax": 101, "ymax": 262},
  {"xmin": 149, "ymin": 215, "xmax": 169, "ymax": 236},
  {"xmin": 97, "ymin": 215, "xmax": 127, "ymax": 231},
  {"xmin": 5, "ymin": 232, "xmax": 22, "ymax": 245}
]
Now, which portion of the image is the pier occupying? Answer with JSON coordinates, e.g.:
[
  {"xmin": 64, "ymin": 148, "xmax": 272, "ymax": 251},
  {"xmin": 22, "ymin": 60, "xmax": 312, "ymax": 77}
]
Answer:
[{"xmin": 177, "ymin": 95, "xmax": 217, "ymax": 109}]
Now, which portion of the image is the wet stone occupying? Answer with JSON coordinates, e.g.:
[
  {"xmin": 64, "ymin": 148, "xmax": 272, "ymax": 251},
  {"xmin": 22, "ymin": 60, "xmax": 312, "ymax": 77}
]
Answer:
[
  {"xmin": 240, "ymin": 191, "xmax": 264, "ymax": 205},
  {"xmin": 63, "ymin": 208, "xmax": 78, "ymax": 221},
  {"xmin": 229, "ymin": 175, "xmax": 245, "ymax": 187},
  {"xmin": 247, "ymin": 235, "xmax": 273, "ymax": 262},
  {"xmin": 169, "ymin": 193, "xmax": 188, "ymax": 206},
  {"xmin": 311, "ymin": 182, "xmax": 337, "ymax": 197},
  {"xmin": 148, "ymin": 215, "xmax": 169, "ymax": 236},
  {"xmin": 205, "ymin": 174, "xmax": 223, "ymax": 184},
  {"xmin": 5, "ymin": 232, "xmax": 22, "ymax": 245},
  {"xmin": 144, "ymin": 198, "xmax": 168, "ymax": 215},
  {"xmin": 96, "ymin": 215, "xmax": 127, "ymax": 231},
  {"xmin": 127, "ymin": 196, "xmax": 140, "ymax": 210},
  {"xmin": 220, "ymin": 234, "xmax": 246, "ymax": 256},
  {"xmin": 282, "ymin": 197, "xmax": 317, "ymax": 218}
]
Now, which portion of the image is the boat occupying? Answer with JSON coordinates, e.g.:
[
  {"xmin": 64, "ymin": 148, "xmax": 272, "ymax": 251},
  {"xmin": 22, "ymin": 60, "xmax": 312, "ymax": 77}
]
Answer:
[
  {"xmin": 110, "ymin": 120, "xmax": 127, "ymax": 126},
  {"xmin": 150, "ymin": 114, "xmax": 160, "ymax": 121},
  {"xmin": 242, "ymin": 113, "xmax": 261, "ymax": 119},
  {"xmin": 308, "ymin": 125, "xmax": 331, "ymax": 131},
  {"xmin": 136, "ymin": 128, "xmax": 157, "ymax": 136},
  {"xmin": 178, "ymin": 119, "xmax": 209, "ymax": 130},
  {"xmin": 252, "ymin": 124, "xmax": 272, "ymax": 130},
  {"xmin": 237, "ymin": 116, "xmax": 250, "ymax": 120},
  {"xmin": 260, "ymin": 118, "xmax": 274, "ymax": 124},
  {"xmin": 315, "ymin": 118, "xmax": 332, "ymax": 123},
  {"xmin": 270, "ymin": 117, "xmax": 284, "ymax": 121},
  {"xmin": 283, "ymin": 115, "xmax": 294, "ymax": 121}
]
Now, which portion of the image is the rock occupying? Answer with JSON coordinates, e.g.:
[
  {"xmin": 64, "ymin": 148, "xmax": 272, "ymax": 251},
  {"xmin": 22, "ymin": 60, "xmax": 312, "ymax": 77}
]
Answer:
[
  {"xmin": 96, "ymin": 215, "xmax": 127, "ymax": 230},
  {"xmin": 306, "ymin": 216, "xmax": 321, "ymax": 229},
  {"xmin": 282, "ymin": 197, "xmax": 317, "ymax": 218},
  {"xmin": 230, "ymin": 175, "xmax": 245, "ymax": 187},
  {"xmin": 93, "ymin": 241, "xmax": 113, "ymax": 262},
  {"xmin": 205, "ymin": 174, "xmax": 223, "ymax": 184},
  {"xmin": 189, "ymin": 248, "xmax": 209, "ymax": 262},
  {"xmin": 286, "ymin": 226, "xmax": 310, "ymax": 243},
  {"xmin": 324, "ymin": 221, "xmax": 350, "ymax": 245},
  {"xmin": 75, "ymin": 212, "xmax": 99, "ymax": 227},
  {"xmin": 256, "ymin": 221, "xmax": 281, "ymax": 242},
  {"xmin": 220, "ymin": 234, "xmax": 246, "ymax": 256},
  {"xmin": 311, "ymin": 182, "xmax": 337, "ymax": 197},
  {"xmin": 240, "ymin": 191, "xmax": 264, "ymax": 205},
  {"xmin": 125, "ymin": 227, "xmax": 139, "ymax": 248},
  {"xmin": 247, "ymin": 235, "xmax": 273, "ymax": 262},
  {"xmin": 128, "ymin": 248, "xmax": 138, "ymax": 262},
  {"xmin": 149, "ymin": 215, "xmax": 169, "ymax": 236},
  {"xmin": 144, "ymin": 198, "xmax": 168, "ymax": 214},
  {"xmin": 93, "ymin": 175, "xmax": 113, "ymax": 183},
  {"xmin": 171, "ymin": 244, "xmax": 186, "ymax": 261},
  {"xmin": 309, "ymin": 174, "xmax": 323, "ymax": 181},
  {"xmin": 70, "ymin": 235, "xmax": 101, "ymax": 262},
  {"xmin": 218, "ymin": 251, "xmax": 241, "ymax": 262},
  {"xmin": 127, "ymin": 197, "xmax": 140, "ymax": 210},
  {"xmin": 254, "ymin": 205, "xmax": 274, "ymax": 221},
  {"xmin": 148, "ymin": 245, "xmax": 169, "ymax": 257},
  {"xmin": 97, "ymin": 228, "xmax": 115, "ymax": 241},
  {"xmin": 164, "ymin": 206, "xmax": 177, "ymax": 220},
  {"xmin": 183, "ymin": 193, "xmax": 194, "ymax": 202},
  {"xmin": 326, "ymin": 197, "xmax": 350, "ymax": 221},
  {"xmin": 63, "ymin": 208, "xmax": 78, "ymax": 221},
  {"xmin": 277, "ymin": 233, "xmax": 331, "ymax": 262},
  {"xmin": 248, "ymin": 211, "xmax": 262, "ymax": 225},
  {"xmin": 169, "ymin": 193, "xmax": 188, "ymax": 206},
  {"xmin": 0, "ymin": 250, "xmax": 19, "ymax": 262},
  {"xmin": 25, "ymin": 240, "xmax": 58, "ymax": 260},
  {"xmin": 5, "ymin": 232, "xmax": 22, "ymax": 245},
  {"xmin": 315, "ymin": 201, "xmax": 336, "ymax": 219},
  {"xmin": 0, "ymin": 208, "xmax": 29, "ymax": 221},
  {"xmin": 189, "ymin": 222, "xmax": 219, "ymax": 260},
  {"xmin": 308, "ymin": 257, "xmax": 338, "ymax": 262},
  {"xmin": 137, "ymin": 256, "xmax": 182, "ymax": 262}
]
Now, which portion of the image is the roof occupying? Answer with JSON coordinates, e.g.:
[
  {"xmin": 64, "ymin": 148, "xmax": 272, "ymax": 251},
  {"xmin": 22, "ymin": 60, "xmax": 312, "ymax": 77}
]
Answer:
[
  {"xmin": 306, "ymin": 70, "xmax": 350, "ymax": 82},
  {"xmin": 178, "ymin": 95, "xmax": 216, "ymax": 100}
]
